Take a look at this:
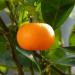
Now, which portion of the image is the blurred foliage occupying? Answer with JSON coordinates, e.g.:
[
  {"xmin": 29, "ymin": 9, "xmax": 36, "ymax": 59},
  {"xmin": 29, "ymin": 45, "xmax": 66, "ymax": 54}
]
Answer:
[
  {"xmin": 0, "ymin": 0, "xmax": 6, "ymax": 10},
  {"xmin": 0, "ymin": 0, "xmax": 75, "ymax": 75},
  {"xmin": 69, "ymin": 25, "xmax": 75, "ymax": 46},
  {"xmin": 0, "ymin": 65, "xmax": 7, "ymax": 73}
]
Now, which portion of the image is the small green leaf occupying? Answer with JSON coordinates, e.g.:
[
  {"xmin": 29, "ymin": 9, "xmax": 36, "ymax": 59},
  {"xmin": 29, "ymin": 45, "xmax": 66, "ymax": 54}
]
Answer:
[
  {"xmin": 51, "ymin": 47, "xmax": 75, "ymax": 66},
  {"xmin": 42, "ymin": 47, "xmax": 66, "ymax": 64},
  {"xmin": 51, "ymin": 64, "xmax": 69, "ymax": 75},
  {"xmin": 50, "ymin": 48, "xmax": 66, "ymax": 63},
  {"xmin": 18, "ymin": 8, "xmax": 29, "ymax": 26},
  {"xmin": 64, "ymin": 46, "xmax": 75, "ymax": 53},
  {"xmin": 56, "ymin": 56, "xmax": 75, "ymax": 66},
  {"xmin": 16, "ymin": 46, "xmax": 35, "ymax": 62}
]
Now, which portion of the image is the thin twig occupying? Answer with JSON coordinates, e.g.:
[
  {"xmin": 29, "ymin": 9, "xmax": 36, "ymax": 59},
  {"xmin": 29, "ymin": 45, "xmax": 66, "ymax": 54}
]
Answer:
[{"xmin": 5, "ymin": 0, "xmax": 18, "ymax": 24}]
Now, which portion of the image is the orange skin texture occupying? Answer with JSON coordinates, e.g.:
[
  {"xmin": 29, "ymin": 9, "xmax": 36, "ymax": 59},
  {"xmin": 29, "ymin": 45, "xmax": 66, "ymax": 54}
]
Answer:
[{"xmin": 17, "ymin": 23, "xmax": 55, "ymax": 51}]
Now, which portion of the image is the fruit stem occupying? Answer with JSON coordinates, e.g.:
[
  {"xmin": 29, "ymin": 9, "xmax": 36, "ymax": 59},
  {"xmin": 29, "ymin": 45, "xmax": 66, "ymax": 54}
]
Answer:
[
  {"xmin": 28, "ymin": 15, "xmax": 33, "ymax": 23},
  {"xmin": 0, "ymin": 18, "xmax": 24, "ymax": 75}
]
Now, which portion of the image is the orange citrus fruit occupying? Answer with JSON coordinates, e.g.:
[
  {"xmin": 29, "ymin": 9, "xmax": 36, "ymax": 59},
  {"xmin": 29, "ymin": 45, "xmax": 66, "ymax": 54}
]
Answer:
[{"xmin": 17, "ymin": 23, "xmax": 55, "ymax": 51}]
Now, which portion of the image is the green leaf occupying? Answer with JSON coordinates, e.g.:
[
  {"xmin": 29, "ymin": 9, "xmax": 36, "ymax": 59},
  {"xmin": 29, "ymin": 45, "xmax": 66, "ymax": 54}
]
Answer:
[
  {"xmin": 42, "ymin": 47, "xmax": 66, "ymax": 64},
  {"xmin": 0, "ymin": 44, "xmax": 41, "ymax": 73},
  {"xmin": 64, "ymin": 46, "xmax": 75, "ymax": 53},
  {"xmin": 51, "ymin": 64, "xmax": 69, "ymax": 75},
  {"xmin": 51, "ymin": 47, "xmax": 75, "ymax": 66},
  {"xmin": 56, "ymin": 56, "xmax": 75, "ymax": 66},
  {"xmin": 42, "ymin": 47, "xmax": 75, "ymax": 66},
  {"xmin": 16, "ymin": 46, "xmax": 41, "ymax": 75},
  {"xmin": 41, "ymin": 0, "xmax": 75, "ymax": 29}
]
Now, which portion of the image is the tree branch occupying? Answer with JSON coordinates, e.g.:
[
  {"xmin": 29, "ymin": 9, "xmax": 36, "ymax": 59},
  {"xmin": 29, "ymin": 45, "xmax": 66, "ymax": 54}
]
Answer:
[{"xmin": 0, "ymin": 18, "xmax": 24, "ymax": 75}]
